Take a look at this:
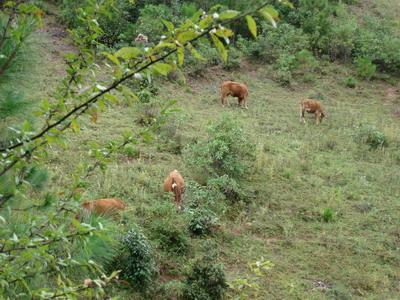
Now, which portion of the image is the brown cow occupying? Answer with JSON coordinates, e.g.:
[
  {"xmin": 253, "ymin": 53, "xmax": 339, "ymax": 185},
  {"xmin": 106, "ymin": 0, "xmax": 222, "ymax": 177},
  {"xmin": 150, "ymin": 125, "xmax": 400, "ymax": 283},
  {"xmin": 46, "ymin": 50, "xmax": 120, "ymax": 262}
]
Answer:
[
  {"xmin": 80, "ymin": 198, "xmax": 126, "ymax": 217},
  {"xmin": 299, "ymin": 99, "xmax": 326, "ymax": 124},
  {"xmin": 220, "ymin": 81, "xmax": 249, "ymax": 109},
  {"xmin": 163, "ymin": 170, "xmax": 185, "ymax": 210}
]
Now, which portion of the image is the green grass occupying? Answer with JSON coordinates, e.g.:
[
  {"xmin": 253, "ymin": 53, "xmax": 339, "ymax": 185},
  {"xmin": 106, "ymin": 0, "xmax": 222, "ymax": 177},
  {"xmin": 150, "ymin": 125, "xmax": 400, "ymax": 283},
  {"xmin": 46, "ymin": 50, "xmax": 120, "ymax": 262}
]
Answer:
[{"xmin": 42, "ymin": 57, "xmax": 400, "ymax": 298}]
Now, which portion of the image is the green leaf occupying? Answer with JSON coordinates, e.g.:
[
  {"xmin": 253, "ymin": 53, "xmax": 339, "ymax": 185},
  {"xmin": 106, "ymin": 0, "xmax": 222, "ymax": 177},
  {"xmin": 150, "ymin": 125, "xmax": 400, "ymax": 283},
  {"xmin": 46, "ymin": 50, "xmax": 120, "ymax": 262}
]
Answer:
[
  {"xmin": 211, "ymin": 34, "xmax": 227, "ymax": 63},
  {"xmin": 177, "ymin": 46, "xmax": 184, "ymax": 66},
  {"xmin": 114, "ymin": 47, "xmax": 141, "ymax": 60},
  {"xmin": 258, "ymin": 7, "xmax": 279, "ymax": 28},
  {"xmin": 102, "ymin": 52, "xmax": 120, "ymax": 65},
  {"xmin": 245, "ymin": 15, "xmax": 257, "ymax": 38},
  {"xmin": 219, "ymin": 10, "xmax": 240, "ymax": 20},
  {"xmin": 177, "ymin": 31, "xmax": 198, "ymax": 44},
  {"xmin": 162, "ymin": 19, "xmax": 174, "ymax": 31},
  {"xmin": 191, "ymin": 47, "xmax": 204, "ymax": 61},
  {"xmin": 152, "ymin": 63, "xmax": 173, "ymax": 76},
  {"xmin": 71, "ymin": 119, "xmax": 80, "ymax": 133}
]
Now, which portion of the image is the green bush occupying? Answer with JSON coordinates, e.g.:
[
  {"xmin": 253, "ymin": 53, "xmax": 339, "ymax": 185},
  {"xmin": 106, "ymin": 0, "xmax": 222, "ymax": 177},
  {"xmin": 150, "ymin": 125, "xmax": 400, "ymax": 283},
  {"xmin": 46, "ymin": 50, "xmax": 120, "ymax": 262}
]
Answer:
[
  {"xmin": 132, "ymin": 4, "xmax": 175, "ymax": 41},
  {"xmin": 185, "ymin": 39, "xmax": 220, "ymax": 77},
  {"xmin": 150, "ymin": 220, "xmax": 190, "ymax": 255},
  {"xmin": 354, "ymin": 17, "xmax": 400, "ymax": 74},
  {"xmin": 223, "ymin": 47, "xmax": 242, "ymax": 70},
  {"xmin": 357, "ymin": 125, "xmax": 389, "ymax": 150},
  {"xmin": 207, "ymin": 175, "xmax": 244, "ymax": 202},
  {"xmin": 237, "ymin": 22, "xmax": 309, "ymax": 63},
  {"xmin": 185, "ymin": 114, "xmax": 254, "ymax": 180},
  {"xmin": 111, "ymin": 226, "xmax": 156, "ymax": 291},
  {"xmin": 182, "ymin": 256, "xmax": 227, "ymax": 300},
  {"xmin": 355, "ymin": 57, "xmax": 376, "ymax": 80},
  {"xmin": 188, "ymin": 208, "xmax": 218, "ymax": 236}
]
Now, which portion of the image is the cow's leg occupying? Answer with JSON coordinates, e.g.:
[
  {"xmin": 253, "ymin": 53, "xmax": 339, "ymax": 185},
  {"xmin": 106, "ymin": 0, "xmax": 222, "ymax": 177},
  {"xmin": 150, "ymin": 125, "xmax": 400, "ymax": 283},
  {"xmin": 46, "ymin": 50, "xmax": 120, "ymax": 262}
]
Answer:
[
  {"xmin": 300, "ymin": 106, "xmax": 306, "ymax": 123},
  {"xmin": 243, "ymin": 96, "xmax": 248, "ymax": 109},
  {"xmin": 221, "ymin": 94, "xmax": 226, "ymax": 107},
  {"xmin": 316, "ymin": 112, "xmax": 321, "ymax": 125}
]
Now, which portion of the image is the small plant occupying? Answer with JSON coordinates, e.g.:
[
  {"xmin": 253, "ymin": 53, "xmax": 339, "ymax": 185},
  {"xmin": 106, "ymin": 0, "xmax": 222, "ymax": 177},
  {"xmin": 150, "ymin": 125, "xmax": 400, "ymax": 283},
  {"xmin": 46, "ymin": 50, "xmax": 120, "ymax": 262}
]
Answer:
[
  {"xmin": 123, "ymin": 144, "xmax": 140, "ymax": 159},
  {"xmin": 182, "ymin": 255, "xmax": 228, "ymax": 300},
  {"xmin": 355, "ymin": 57, "xmax": 376, "ymax": 80},
  {"xmin": 358, "ymin": 125, "xmax": 389, "ymax": 149},
  {"xmin": 321, "ymin": 208, "xmax": 335, "ymax": 222},
  {"xmin": 344, "ymin": 76, "xmax": 357, "ymax": 88},
  {"xmin": 111, "ymin": 226, "xmax": 156, "ymax": 292},
  {"xmin": 188, "ymin": 208, "xmax": 218, "ymax": 236}
]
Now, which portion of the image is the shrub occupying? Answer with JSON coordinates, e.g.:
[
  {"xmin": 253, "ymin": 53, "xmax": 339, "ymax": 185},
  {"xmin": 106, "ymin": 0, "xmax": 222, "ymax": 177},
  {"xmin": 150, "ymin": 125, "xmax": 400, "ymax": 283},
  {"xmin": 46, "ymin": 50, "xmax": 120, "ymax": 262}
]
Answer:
[
  {"xmin": 223, "ymin": 47, "xmax": 242, "ymax": 70},
  {"xmin": 357, "ymin": 125, "xmax": 389, "ymax": 150},
  {"xmin": 133, "ymin": 4, "xmax": 175, "ymax": 41},
  {"xmin": 237, "ymin": 22, "xmax": 309, "ymax": 63},
  {"xmin": 354, "ymin": 17, "xmax": 400, "ymax": 74},
  {"xmin": 188, "ymin": 208, "xmax": 218, "ymax": 236},
  {"xmin": 185, "ymin": 39, "xmax": 220, "ymax": 77},
  {"xmin": 111, "ymin": 227, "xmax": 156, "ymax": 291},
  {"xmin": 182, "ymin": 256, "xmax": 227, "ymax": 300},
  {"xmin": 150, "ymin": 220, "xmax": 190, "ymax": 255},
  {"xmin": 185, "ymin": 114, "xmax": 254, "ymax": 180},
  {"xmin": 355, "ymin": 57, "xmax": 376, "ymax": 80},
  {"xmin": 207, "ymin": 175, "xmax": 244, "ymax": 202}
]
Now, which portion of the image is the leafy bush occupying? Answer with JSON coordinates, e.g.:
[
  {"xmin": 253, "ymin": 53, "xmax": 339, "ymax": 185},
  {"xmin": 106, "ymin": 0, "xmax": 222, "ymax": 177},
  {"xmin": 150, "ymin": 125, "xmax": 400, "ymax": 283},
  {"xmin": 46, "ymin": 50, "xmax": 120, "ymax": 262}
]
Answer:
[
  {"xmin": 60, "ymin": 0, "xmax": 137, "ymax": 46},
  {"xmin": 188, "ymin": 208, "xmax": 218, "ymax": 236},
  {"xmin": 111, "ymin": 227, "xmax": 156, "ymax": 291},
  {"xmin": 355, "ymin": 57, "xmax": 376, "ymax": 80},
  {"xmin": 182, "ymin": 255, "xmax": 227, "ymax": 300},
  {"xmin": 237, "ymin": 22, "xmax": 309, "ymax": 63},
  {"xmin": 223, "ymin": 46, "xmax": 242, "ymax": 70},
  {"xmin": 354, "ymin": 17, "xmax": 400, "ymax": 74},
  {"xmin": 274, "ymin": 49, "xmax": 318, "ymax": 85},
  {"xmin": 185, "ymin": 114, "xmax": 254, "ymax": 180},
  {"xmin": 207, "ymin": 175, "xmax": 244, "ymax": 202},
  {"xmin": 150, "ymin": 220, "xmax": 190, "ymax": 255},
  {"xmin": 132, "ymin": 4, "xmax": 175, "ymax": 41},
  {"xmin": 185, "ymin": 39, "xmax": 220, "ymax": 77},
  {"xmin": 357, "ymin": 125, "xmax": 389, "ymax": 150}
]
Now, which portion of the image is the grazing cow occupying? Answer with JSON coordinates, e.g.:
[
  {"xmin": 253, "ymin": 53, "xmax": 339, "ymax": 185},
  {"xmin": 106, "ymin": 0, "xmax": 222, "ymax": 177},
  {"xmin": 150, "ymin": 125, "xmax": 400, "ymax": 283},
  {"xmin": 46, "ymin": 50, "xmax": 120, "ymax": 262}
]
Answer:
[
  {"xmin": 299, "ymin": 99, "xmax": 326, "ymax": 124},
  {"xmin": 134, "ymin": 33, "xmax": 148, "ymax": 43},
  {"xmin": 80, "ymin": 198, "xmax": 126, "ymax": 217},
  {"xmin": 163, "ymin": 170, "xmax": 185, "ymax": 210},
  {"xmin": 220, "ymin": 81, "xmax": 249, "ymax": 109}
]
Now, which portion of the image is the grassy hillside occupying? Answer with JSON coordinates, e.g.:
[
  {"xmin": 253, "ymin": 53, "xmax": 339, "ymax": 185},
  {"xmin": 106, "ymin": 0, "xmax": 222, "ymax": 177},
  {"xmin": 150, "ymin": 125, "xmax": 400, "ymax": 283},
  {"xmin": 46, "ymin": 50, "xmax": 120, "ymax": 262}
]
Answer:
[{"xmin": 44, "ymin": 56, "xmax": 400, "ymax": 298}]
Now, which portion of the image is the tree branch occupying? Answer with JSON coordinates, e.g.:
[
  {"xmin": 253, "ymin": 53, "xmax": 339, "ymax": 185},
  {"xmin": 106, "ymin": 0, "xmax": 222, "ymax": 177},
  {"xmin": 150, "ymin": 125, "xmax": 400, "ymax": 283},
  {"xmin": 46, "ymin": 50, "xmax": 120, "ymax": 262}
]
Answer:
[{"xmin": 0, "ymin": 2, "xmax": 270, "ymax": 155}]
